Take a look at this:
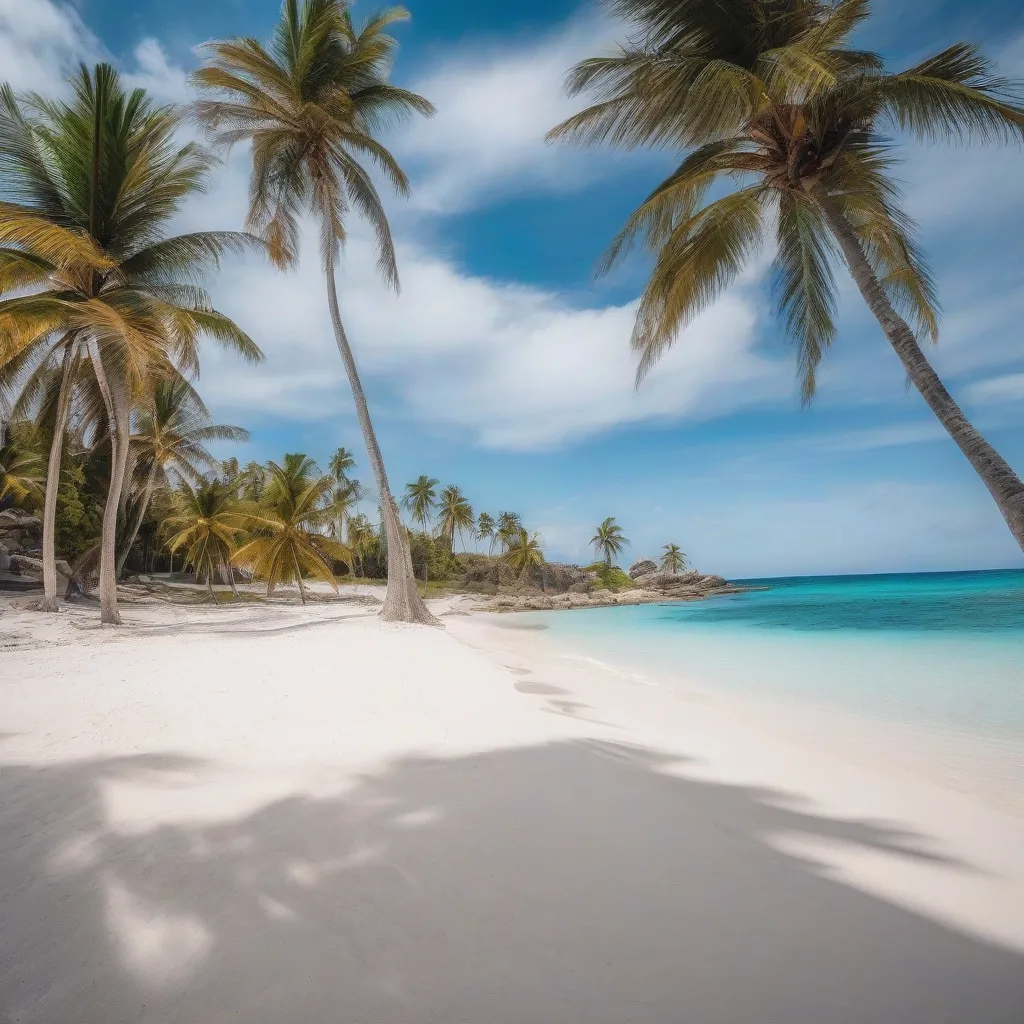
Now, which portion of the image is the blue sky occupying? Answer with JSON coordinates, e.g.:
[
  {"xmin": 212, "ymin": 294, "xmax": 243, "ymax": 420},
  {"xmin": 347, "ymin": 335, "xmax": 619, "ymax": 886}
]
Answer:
[{"xmin": 5, "ymin": 0, "xmax": 1024, "ymax": 575}]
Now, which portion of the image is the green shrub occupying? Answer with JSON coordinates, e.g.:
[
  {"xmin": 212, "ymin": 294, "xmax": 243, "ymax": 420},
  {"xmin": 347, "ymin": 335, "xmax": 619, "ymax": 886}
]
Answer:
[{"xmin": 584, "ymin": 562, "xmax": 634, "ymax": 591}]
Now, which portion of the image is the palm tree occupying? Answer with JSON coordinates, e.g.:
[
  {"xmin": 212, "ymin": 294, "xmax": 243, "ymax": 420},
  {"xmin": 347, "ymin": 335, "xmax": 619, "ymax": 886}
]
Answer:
[
  {"xmin": 503, "ymin": 527, "xmax": 545, "ymax": 581},
  {"xmin": 436, "ymin": 484, "xmax": 475, "ymax": 554},
  {"xmin": 164, "ymin": 477, "xmax": 248, "ymax": 601},
  {"xmin": 192, "ymin": 0, "xmax": 439, "ymax": 622},
  {"xmin": 591, "ymin": 516, "xmax": 628, "ymax": 568},
  {"xmin": 496, "ymin": 511, "xmax": 522, "ymax": 554},
  {"xmin": 345, "ymin": 511, "xmax": 375, "ymax": 577},
  {"xmin": 329, "ymin": 446, "xmax": 356, "ymax": 482},
  {"xmin": 661, "ymin": 543, "xmax": 687, "ymax": 575},
  {"xmin": 402, "ymin": 475, "xmax": 438, "ymax": 531},
  {"xmin": 240, "ymin": 461, "xmax": 268, "ymax": 502},
  {"xmin": 117, "ymin": 375, "xmax": 248, "ymax": 577},
  {"xmin": 233, "ymin": 460, "xmax": 351, "ymax": 603},
  {"xmin": 0, "ymin": 64, "xmax": 262, "ymax": 617},
  {"xmin": 0, "ymin": 427, "xmax": 42, "ymax": 510},
  {"xmin": 550, "ymin": 0, "xmax": 1024, "ymax": 551},
  {"xmin": 476, "ymin": 511, "xmax": 496, "ymax": 555}
]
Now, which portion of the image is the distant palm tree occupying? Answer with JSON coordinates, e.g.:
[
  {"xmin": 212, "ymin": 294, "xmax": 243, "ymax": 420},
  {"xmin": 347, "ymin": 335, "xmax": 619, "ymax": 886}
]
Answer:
[
  {"xmin": 193, "ymin": 0, "xmax": 438, "ymax": 621},
  {"xmin": 118, "ymin": 376, "xmax": 248, "ymax": 577},
  {"xmin": 164, "ymin": 477, "xmax": 247, "ymax": 601},
  {"xmin": 549, "ymin": 0, "xmax": 1024, "ymax": 551},
  {"xmin": 591, "ymin": 517, "xmax": 628, "ymax": 568},
  {"xmin": 346, "ymin": 512, "xmax": 375, "ymax": 578},
  {"xmin": 436, "ymin": 485, "xmax": 475, "ymax": 554},
  {"xmin": 402, "ymin": 475, "xmax": 439, "ymax": 532},
  {"xmin": 233, "ymin": 460, "xmax": 350, "ymax": 603},
  {"xmin": 0, "ymin": 430, "xmax": 42, "ymax": 510},
  {"xmin": 329, "ymin": 446, "xmax": 356, "ymax": 482},
  {"xmin": 476, "ymin": 512, "xmax": 496, "ymax": 555},
  {"xmin": 239, "ymin": 461, "xmax": 267, "ymax": 502},
  {"xmin": 328, "ymin": 476, "xmax": 365, "ymax": 550},
  {"xmin": 503, "ymin": 527, "xmax": 545, "ymax": 580},
  {"xmin": 661, "ymin": 543, "xmax": 687, "ymax": 575},
  {"xmin": 496, "ymin": 511, "xmax": 522, "ymax": 553}
]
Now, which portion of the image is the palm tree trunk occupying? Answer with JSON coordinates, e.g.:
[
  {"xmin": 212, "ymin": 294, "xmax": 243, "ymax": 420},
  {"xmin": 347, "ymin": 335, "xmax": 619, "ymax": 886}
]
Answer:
[
  {"xmin": 117, "ymin": 461, "xmax": 158, "ymax": 579},
  {"xmin": 323, "ymin": 253, "xmax": 438, "ymax": 625},
  {"xmin": 818, "ymin": 194, "xmax": 1024, "ymax": 552},
  {"xmin": 292, "ymin": 548, "xmax": 306, "ymax": 605},
  {"xmin": 40, "ymin": 345, "xmax": 76, "ymax": 611},
  {"xmin": 88, "ymin": 341, "xmax": 128, "ymax": 625}
]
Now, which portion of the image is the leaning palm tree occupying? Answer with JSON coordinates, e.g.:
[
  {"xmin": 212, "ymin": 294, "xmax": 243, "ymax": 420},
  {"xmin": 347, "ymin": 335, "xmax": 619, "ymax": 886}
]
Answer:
[
  {"xmin": 436, "ymin": 484, "xmax": 475, "ymax": 554},
  {"xmin": 503, "ymin": 527, "xmax": 545, "ymax": 581},
  {"xmin": 117, "ymin": 374, "xmax": 248, "ymax": 578},
  {"xmin": 192, "ymin": 0, "xmax": 438, "ymax": 621},
  {"xmin": 233, "ymin": 460, "xmax": 351, "ymax": 603},
  {"xmin": 550, "ymin": 0, "xmax": 1024, "ymax": 551},
  {"xmin": 402, "ymin": 475, "xmax": 438, "ymax": 532},
  {"xmin": 164, "ymin": 477, "xmax": 248, "ymax": 601},
  {"xmin": 476, "ymin": 511, "xmax": 496, "ymax": 555},
  {"xmin": 661, "ymin": 543, "xmax": 687, "ymax": 574},
  {"xmin": 591, "ymin": 516, "xmax": 628, "ymax": 567},
  {"xmin": 0, "ymin": 64, "xmax": 262, "ymax": 618}
]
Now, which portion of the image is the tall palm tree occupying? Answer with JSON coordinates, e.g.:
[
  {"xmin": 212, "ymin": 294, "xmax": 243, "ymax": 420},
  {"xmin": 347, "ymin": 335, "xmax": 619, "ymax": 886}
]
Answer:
[
  {"xmin": 591, "ymin": 516, "xmax": 628, "ymax": 568},
  {"xmin": 661, "ymin": 543, "xmax": 687, "ymax": 574},
  {"xmin": 496, "ymin": 511, "xmax": 522, "ymax": 554},
  {"xmin": 550, "ymin": 0, "xmax": 1024, "ymax": 551},
  {"xmin": 0, "ymin": 64, "xmax": 262, "ymax": 617},
  {"xmin": 234, "ymin": 459, "xmax": 351, "ymax": 603},
  {"xmin": 117, "ymin": 374, "xmax": 248, "ymax": 578},
  {"xmin": 192, "ymin": 0, "xmax": 438, "ymax": 622},
  {"xmin": 164, "ymin": 476, "xmax": 248, "ymax": 601},
  {"xmin": 503, "ymin": 527, "xmax": 545, "ymax": 581},
  {"xmin": 402, "ymin": 474, "xmax": 438, "ymax": 532},
  {"xmin": 476, "ymin": 511, "xmax": 496, "ymax": 555},
  {"xmin": 436, "ymin": 484, "xmax": 475, "ymax": 554},
  {"xmin": 326, "ymin": 445, "xmax": 361, "ymax": 546}
]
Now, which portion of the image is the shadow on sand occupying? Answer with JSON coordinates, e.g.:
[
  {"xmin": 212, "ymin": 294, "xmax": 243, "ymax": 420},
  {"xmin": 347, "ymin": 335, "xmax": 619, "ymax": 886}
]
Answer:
[{"xmin": 2, "ymin": 739, "xmax": 1021, "ymax": 1022}]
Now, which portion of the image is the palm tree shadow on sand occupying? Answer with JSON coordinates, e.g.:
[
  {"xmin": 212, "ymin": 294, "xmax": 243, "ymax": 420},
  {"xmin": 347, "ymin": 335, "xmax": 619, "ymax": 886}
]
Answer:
[{"xmin": 2, "ymin": 739, "xmax": 1022, "ymax": 1023}]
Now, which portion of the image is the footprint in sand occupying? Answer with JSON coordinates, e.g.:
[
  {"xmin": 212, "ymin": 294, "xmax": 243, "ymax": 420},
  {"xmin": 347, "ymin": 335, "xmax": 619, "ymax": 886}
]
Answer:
[{"xmin": 515, "ymin": 680, "xmax": 569, "ymax": 696}]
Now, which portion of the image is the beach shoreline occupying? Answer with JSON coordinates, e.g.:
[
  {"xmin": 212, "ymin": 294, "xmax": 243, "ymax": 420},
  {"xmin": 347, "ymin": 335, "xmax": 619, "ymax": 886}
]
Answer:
[{"xmin": 2, "ymin": 594, "xmax": 1023, "ymax": 1020}]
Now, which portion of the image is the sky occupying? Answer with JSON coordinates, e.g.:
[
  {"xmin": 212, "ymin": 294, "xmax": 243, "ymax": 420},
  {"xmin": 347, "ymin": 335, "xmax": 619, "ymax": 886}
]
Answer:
[{"xmin": 3, "ymin": 0, "xmax": 1024, "ymax": 577}]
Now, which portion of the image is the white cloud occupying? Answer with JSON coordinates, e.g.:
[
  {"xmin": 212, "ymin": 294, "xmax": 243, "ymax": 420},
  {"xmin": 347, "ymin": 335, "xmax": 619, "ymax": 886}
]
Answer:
[
  {"xmin": 0, "ymin": 0, "xmax": 101, "ymax": 91},
  {"xmin": 123, "ymin": 39, "xmax": 192, "ymax": 103},
  {"xmin": 395, "ymin": 12, "xmax": 654, "ymax": 213},
  {"xmin": 966, "ymin": 373, "xmax": 1024, "ymax": 406}
]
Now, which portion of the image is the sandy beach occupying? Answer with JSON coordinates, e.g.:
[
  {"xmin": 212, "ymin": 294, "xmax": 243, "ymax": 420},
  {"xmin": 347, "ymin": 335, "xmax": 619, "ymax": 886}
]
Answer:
[{"xmin": 2, "ymin": 595, "xmax": 1023, "ymax": 1022}]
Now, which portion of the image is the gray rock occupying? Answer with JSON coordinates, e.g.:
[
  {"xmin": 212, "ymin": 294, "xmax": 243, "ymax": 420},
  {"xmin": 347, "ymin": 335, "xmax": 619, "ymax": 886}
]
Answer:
[{"xmin": 628, "ymin": 558, "xmax": 658, "ymax": 579}]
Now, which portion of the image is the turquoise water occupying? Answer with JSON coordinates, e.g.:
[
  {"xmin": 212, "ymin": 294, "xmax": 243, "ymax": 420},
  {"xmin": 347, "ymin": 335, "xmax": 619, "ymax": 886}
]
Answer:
[{"xmin": 523, "ymin": 570, "xmax": 1024, "ymax": 743}]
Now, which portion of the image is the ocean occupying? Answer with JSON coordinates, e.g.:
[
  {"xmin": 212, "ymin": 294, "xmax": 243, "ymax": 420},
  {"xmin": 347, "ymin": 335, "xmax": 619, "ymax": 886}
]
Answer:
[{"xmin": 520, "ymin": 569, "xmax": 1024, "ymax": 745}]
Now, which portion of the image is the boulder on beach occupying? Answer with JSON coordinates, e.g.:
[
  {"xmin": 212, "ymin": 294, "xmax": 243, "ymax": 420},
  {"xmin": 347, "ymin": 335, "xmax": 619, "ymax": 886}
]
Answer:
[{"xmin": 628, "ymin": 558, "xmax": 658, "ymax": 579}]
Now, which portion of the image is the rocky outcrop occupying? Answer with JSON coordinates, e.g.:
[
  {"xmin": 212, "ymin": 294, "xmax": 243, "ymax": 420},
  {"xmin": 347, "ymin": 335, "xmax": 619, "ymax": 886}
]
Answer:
[
  {"xmin": 457, "ymin": 554, "xmax": 597, "ymax": 593},
  {"xmin": 0, "ymin": 513, "xmax": 78, "ymax": 597},
  {"xmin": 628, "ymin": 558, "xmax": 658, "ymax": 579}
]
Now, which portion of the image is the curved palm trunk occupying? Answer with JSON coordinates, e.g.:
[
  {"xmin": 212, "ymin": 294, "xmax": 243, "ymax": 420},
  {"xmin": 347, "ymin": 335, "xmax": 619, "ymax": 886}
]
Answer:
[
  {"xmin": 323, "ymin": 253, "xmax": 438, "ymax": 625},
  {"xmin": 818, "ymin": 195, "xmax": 1024, "ymax": 552},
  {"xmin": 40, "ymin": 346, "xmax": 76, "ymax": 611},
  {"xmin": 88, "ymin": 342, "xmax": 129, "ymax": 624},
  {"xmin": 117, "ymin": 461, "xmax": 158, "ymax": 579}
]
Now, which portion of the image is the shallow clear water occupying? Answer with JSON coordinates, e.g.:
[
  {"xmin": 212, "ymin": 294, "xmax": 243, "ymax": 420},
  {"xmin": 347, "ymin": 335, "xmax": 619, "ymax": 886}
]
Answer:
[{"xmin": 522, "ymin": 570, "xmax": 1024, "ymax": 743}]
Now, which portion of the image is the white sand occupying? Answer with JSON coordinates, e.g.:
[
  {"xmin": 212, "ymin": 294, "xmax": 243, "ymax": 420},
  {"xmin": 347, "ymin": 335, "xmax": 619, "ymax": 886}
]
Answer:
[{"xmin": 2, "ymin": 596, "xmax": 1022, "ymax": 1022}]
